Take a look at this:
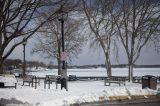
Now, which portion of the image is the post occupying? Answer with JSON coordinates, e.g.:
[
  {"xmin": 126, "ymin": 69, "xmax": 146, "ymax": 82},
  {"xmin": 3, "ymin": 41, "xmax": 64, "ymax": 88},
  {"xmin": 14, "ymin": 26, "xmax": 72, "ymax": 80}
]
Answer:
[
  {"xmin": 22, "ymin": 39, "xmax": 27, "ymax": 77},
  {"xmin": 58, "ymin": 17, "xmax": 68, "ymax": 91},
  {"xmin": 61, "ymin": 19, "xmax": 65, "ymax": 70},
  {"xmin": 23, "ymin": 43, "xmax": 26, "ymax": 77}
]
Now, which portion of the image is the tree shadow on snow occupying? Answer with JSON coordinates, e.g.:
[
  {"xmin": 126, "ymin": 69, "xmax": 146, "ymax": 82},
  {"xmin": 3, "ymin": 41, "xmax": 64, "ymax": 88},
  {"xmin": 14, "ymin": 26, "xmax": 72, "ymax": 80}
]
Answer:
[{"xmin": 0, "ymin": 98, "xmax": 32, "ymax": 106}]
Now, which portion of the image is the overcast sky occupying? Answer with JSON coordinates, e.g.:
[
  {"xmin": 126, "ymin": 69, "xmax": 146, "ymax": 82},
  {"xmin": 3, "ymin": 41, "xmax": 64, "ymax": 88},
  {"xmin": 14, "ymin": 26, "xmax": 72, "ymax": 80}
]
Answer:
[{"xmin": 8, "ymin": 37, "xmax": 160, "ymax": 65}]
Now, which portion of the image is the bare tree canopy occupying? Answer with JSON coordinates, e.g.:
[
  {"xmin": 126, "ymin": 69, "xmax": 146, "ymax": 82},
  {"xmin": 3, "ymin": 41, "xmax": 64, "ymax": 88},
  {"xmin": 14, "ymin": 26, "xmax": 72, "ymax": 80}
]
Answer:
[
  {"xmin": 32, "ymin": 1, "xmax": 85, "ymax": 75},
  {"xmin": 0, "ymin": 0, "xmax": 66, "ymax": 73},
  {"xmin": 32, "ymin": 17, "xmax": 85, "ymax": 72},
  {"xmin": 82, "ymin": 0, "xmax": 119, "ymax": 77},
  {"xmin": 107, "ymin": 0, "xmax": 160, "ymax": 81},
  {"xmin": 81, "ymin": 0, "xmax": 160, "ymax": 80}
]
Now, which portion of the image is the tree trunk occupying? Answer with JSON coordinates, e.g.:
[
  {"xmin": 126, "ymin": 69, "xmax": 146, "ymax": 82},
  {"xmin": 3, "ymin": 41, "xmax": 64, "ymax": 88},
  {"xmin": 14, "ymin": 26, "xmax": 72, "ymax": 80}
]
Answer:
[
  {"xmin": 106, "ymin": 61, "xmax": 112, "ymax": 78},
  {"xmin": 0, "ymin": 21, "xmax": 2, "ymax": 74},
  {"xmin": 105, "ymin": 53, "xmax": 112, "ymax": 78},
  {"xmin": 128, "ymin": 61, "xmax": 133, "ymax": 82},
  {"xmin": 0, "ymin": 61, "xmax": 4, "ymax": 74},
  {"xmin": 57, "ymin": 59, "xmax": 61, "ymax": 75},
  {"xmin": 57, "ymin": 38, "xmax": 61, "ymax": 75}
]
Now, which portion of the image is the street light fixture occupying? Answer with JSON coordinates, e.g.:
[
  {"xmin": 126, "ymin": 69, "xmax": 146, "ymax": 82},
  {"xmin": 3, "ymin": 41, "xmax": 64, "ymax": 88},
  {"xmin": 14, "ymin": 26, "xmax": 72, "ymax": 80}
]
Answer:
[{"xmin": 22, "ymin": 38, "xmax": 27, "ymax": 77}]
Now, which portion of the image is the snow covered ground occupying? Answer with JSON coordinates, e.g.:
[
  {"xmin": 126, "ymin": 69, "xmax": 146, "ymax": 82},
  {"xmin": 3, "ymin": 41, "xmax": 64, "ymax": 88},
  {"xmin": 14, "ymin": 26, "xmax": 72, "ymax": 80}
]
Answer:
[{"xmin": 0, "ymin": 68, "xmax": 160, "ymax": 106}]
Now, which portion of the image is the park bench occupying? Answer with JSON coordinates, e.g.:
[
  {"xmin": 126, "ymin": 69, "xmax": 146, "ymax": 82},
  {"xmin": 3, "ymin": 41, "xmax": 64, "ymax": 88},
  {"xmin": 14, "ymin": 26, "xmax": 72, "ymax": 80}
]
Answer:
[
  {"xmin": 157, "ymin": 76, "xmax": 160, "ymax": 81},
  {"xmin": 104, "ymin": 76, "xmax": 126, "ymax": 86},
  {"xmin": 23, "ymin": 75, "xmax": 33, "ymax": 86},
  {"xmin": 68, "ymin": 75, "xmax": 77, "ymax": 81},
  {"xmin": 0, "ymin": 74, "xmax": 17, "ymax": 89},
  {"xmin": 23, "ymin": 75, "xmax": 40, "ymax": 89},
  {"xmin": 44, "ymin": 75, "xmax": 57, "ymax": 89},
  {"xmin": 132, "ymin": 76, "xmax": 142, "ymax": 83}
]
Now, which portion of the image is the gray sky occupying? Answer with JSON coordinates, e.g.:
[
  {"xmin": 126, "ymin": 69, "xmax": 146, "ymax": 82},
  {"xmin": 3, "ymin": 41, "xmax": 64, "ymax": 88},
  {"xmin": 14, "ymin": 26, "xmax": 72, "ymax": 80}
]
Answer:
[{"xmin": 8, "ymin": 38, "xmax": 160, "ymax": 65}]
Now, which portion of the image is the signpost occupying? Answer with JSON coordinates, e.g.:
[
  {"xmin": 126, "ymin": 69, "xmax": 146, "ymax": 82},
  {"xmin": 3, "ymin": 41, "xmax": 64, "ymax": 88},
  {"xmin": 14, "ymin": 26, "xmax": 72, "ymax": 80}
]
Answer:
[{"xmin": 60, "ymin": 52, "xmax": 67, "ymax": 61}]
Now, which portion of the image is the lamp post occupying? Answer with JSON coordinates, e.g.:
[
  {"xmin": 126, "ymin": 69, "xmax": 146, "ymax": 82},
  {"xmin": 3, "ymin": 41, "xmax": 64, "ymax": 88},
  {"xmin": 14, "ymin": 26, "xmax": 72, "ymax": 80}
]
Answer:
[
  {"xmin": 58, "ymin": 12, "xmax": 68, "ymax": 91},
  {"xmin": 22, "ymin": 39, "xmax": 27, "ymax": 77},
  {"xmin": 58, "ymin": 18, "xmax": 65, "ymax": 69}
]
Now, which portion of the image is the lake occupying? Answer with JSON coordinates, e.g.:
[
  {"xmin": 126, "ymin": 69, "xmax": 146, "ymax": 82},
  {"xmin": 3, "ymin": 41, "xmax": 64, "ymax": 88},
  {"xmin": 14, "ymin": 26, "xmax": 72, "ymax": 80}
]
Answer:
[{"xmin": 29, "ymin": 68, "xmax": 160, "ymax": 77}]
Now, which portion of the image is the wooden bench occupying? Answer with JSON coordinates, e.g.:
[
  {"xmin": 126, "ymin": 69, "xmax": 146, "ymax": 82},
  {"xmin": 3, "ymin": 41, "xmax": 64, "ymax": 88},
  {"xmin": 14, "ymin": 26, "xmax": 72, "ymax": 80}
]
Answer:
[
  {"xmin": 44, "ymin": 75, "xmax": 57, "ymax": 89},
  {"xmin": 0, "ymin": 74, "xmax": 17, "ymax": 89},
  {"xmin": 23, "ymin": 75, "xmax": 40, "ymax": 89},
  {"xmin": 23, "ymin": 75, "xmax": 32, "ymax": 86},
  {"xmin": 104, "ymin": 76, "xmax": 126, "ymax": 86}
]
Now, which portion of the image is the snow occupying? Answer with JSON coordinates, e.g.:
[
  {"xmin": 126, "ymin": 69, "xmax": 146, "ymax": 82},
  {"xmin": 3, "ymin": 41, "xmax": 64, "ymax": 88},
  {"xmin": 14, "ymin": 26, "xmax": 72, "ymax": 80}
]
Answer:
[
  {"xmin": 29, "ymin": 68, "xmax": 160, "ymax": 77},
  {"xmin": 0, "ymin": 68, "xmax": 160, "ymax": 106},
  {"xmin": 0, "ymin": 74, "xmax": 17, "ymax": 86}
]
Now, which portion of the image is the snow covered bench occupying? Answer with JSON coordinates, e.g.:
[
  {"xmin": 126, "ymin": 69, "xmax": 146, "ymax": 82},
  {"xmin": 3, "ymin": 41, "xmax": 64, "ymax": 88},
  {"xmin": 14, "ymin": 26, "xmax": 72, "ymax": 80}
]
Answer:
[
  {"xmin": 104, "ymin": 76, "xmax": 126, "ymax": 86},
  {"xmin": 0, "ymin": 74, "xmax": 17, "ymax": 89}
]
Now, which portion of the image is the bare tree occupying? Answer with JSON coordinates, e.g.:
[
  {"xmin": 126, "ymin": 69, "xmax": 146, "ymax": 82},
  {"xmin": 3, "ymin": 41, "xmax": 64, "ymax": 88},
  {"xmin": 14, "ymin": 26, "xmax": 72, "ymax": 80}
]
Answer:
[
  {"xmin": 0, "ymin": 0, "xmax": 65, "ymax": 74},
  {"xmin": 32, "ymin": 12, "xmax": 85, "ymax": 75},
  {"xmin": 109, "ymin": 0, "xmax": 160, "ymax": 81},
  {"xmin": 82, "ymin": 0, "xmax": 117, "ymax": 77}
]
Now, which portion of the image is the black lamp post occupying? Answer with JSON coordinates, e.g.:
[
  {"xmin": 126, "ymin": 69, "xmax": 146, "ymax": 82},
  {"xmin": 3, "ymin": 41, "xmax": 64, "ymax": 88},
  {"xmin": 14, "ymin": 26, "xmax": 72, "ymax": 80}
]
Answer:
[
  {"xmin": 58, "ymin": 18, "xmax": 65, "ymax": 70},
  {"xmin": 58, "ymin": 12, "xmax": 68, "ymax": 91},
  {"xmin": 22, "ymin": 39, "xmax": 27, "ymax": 77}
]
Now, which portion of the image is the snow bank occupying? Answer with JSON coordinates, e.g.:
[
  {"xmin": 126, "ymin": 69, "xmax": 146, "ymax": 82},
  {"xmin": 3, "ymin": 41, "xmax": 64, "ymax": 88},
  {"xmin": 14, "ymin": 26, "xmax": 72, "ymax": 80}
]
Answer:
[
  {"xmin": 126, "ymin": 87, "xmax": 157, "ymax": 96},
  {"xmin": 0, "ymin": 74, "xmax": 17, "ymax": 83},
  {"xmin": 39, "ymin": 87, "xmax": 157, "ymax": 106},
  {"xmin": 0, "ymin": 81, "xmax": 158, "ymax": 106}
]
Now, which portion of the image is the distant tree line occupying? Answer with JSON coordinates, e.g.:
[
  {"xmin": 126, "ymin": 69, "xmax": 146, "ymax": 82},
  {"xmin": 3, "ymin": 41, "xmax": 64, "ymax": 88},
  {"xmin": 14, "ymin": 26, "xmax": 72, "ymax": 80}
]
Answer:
[
  {"xmin": 3, "ymin": 59, "xmax": 46, "ymax": 70},
  {"xmin": 68, "ymin": 64, "xmax": 160, "ymax": 69},
  {"xmin": 61, "ymin": 64, "xmax": 160, "ymax": 69},
  {"xmin": 3, "ymin": 59, "xmax": 160, "ymax": 70},
  {"xmin": 4, "ymin": 59, "xmax": 22, "ymax": 69}
]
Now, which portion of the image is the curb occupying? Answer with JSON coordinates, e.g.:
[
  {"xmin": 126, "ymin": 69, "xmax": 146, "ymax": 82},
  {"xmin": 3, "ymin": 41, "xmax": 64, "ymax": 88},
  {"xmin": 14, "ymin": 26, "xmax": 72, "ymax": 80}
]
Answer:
[{"xmin": 108, "ymin": 95, "xmax": 158, "ymax": 101}]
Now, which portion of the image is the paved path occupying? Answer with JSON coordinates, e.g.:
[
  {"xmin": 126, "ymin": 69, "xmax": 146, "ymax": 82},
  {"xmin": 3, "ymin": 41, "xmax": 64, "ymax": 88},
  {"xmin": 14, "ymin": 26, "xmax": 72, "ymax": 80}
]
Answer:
[{"xmin": 79, "ymin": 97, "xmax": 160, "ymax": 106}]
